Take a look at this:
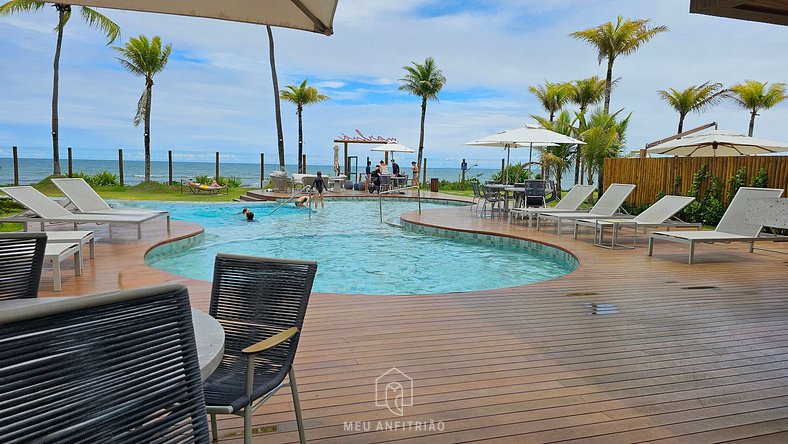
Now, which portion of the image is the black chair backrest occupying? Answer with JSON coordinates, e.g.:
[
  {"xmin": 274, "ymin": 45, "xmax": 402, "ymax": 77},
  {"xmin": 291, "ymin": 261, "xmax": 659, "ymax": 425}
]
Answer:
[
  {"xmin": 0, "ymin": 284, "xmax": 209, "ymax": 443},
  {"xmin": 210, "ymin": 254, "xmax": 317, "ymax": 376},
  {"xmin": 472, "ymin": 182, "xmax": 481, "ymax": 198},
  {"xmin": 0, "ymin": 233, "xmax": 47, "ymax": 300}
]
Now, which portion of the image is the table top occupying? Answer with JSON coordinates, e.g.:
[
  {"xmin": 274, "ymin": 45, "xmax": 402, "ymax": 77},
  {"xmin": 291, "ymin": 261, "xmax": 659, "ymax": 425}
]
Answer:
[{"xmin": 0, "ymin": 297, "xmax": 224, "ymax": 380}]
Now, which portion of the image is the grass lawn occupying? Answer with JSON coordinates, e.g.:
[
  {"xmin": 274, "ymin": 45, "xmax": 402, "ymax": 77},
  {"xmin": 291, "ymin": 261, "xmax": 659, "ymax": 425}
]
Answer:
[{"xmin": 28, "ymin": 179, "xmax": 255, "ymax": 202}]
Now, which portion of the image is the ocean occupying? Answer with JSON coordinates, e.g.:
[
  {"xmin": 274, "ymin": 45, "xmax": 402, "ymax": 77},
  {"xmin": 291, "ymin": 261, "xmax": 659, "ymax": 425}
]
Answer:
[{"xmin": 0, "ymin": 158, "xmax": 501, "ymax": 187}]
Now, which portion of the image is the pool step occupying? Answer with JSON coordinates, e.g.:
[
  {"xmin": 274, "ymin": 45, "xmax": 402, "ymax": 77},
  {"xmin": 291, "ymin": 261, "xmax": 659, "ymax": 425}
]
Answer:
[{"xmin": 235, "ymin": 189, "xmax": 278, "ymax": 202}]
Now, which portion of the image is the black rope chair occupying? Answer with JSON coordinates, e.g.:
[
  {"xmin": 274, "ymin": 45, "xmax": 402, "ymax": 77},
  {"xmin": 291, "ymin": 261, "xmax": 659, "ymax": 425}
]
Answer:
[
  {"xmin": 0, "ymin": 283, "xmax": 209, "ymax": 443},
  {"xmin": 202, "ymin": 254, "xmax": 318, "ymax": 444},
  {"xmin": 0, "ymin": 233, "xmax": 47, "ymax": 300}
]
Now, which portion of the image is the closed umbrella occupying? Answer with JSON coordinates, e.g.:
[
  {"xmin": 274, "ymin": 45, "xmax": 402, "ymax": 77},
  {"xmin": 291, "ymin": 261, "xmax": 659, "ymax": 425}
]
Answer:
[
  {"xmin": 333, "ymin": 145, "xmax": 341, "ymax": 176},
  {"xmin": 646, "ymin": 130, "xmax": 788, "ymax": 157}
]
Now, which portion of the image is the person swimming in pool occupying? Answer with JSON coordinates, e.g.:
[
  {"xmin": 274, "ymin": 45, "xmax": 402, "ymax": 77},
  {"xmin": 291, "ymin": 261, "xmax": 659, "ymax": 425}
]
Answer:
[
  {"xmin": 295, "ymin": 195, "xmax": 311, "ymax": 207},
  {"xmin": 242, "ymin": 208, "xmax": 254, "ymax": 221}
]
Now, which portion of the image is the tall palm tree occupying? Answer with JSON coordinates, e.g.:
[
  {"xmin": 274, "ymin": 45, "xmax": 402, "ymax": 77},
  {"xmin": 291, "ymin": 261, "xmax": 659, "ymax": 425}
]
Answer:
[
  {"xmin": 532, "ymin": 111, "xmax": 575, "ymax": 198},
  {"xmin": 399, "ymin": 56, "xmax": 446, "ymax": 184},
  {"xmin": 0, "ymin": 1, "xmax": 119, "ymax": 177},
  {"xmin": 728, "ymin": 80, "xmax": 787, "ymax": 136},
  {"xmin": 657, "ymin": 82, "xmax": 725, "ymax": 133},
  {"xmin": 570, "ymin": 16, "xmax": 667, "ymax": 114},
  {"xmin": 266, "ymin": 26, "xmax": 286, "ymax": 172},
  {"xmin": 569, "ymin": 76, "xmax": 606, "ymax": 184},
  {"xmin": 280, "ymin": 80, "xmax": 330, "ymax": 174},
  {"xmin": 114, "ymin": 35, "xmax": 171, "ymax": 182},
  {"xmin": 529, "ymin": 80, "xmax": 572, "ymax": 121}
]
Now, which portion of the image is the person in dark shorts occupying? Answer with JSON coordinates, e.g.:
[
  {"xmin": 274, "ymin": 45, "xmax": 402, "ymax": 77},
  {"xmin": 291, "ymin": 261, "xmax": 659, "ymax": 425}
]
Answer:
[
  {"xmin": 391, "ymin": 159, "xmax": 400, "ymax": 176},
  {"xmin": 313, "ymin": 171, "xmax": 325, "ymax": 208}
]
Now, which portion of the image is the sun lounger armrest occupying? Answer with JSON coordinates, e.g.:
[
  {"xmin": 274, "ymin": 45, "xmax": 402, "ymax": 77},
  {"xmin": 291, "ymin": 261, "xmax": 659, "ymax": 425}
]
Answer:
[{"xmin": 241, "ymin": 326, "xmax": 299, "ymax": 355}]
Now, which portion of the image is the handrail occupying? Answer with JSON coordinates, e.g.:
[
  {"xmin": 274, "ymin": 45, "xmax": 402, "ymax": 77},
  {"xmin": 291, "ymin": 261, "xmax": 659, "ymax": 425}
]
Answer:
[
  {"xmin": 378, "ymin": 185, "xmax": 421, "ymax": 222},
  {"xmin": 269, "ymin": 185, "xmax": 313, "ymax": 215}
]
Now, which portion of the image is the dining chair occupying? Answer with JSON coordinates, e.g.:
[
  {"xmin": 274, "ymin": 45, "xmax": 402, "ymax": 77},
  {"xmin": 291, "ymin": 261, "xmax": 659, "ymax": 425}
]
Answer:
[
  {"xmin": 202, "ymin": 254, "xmax": 317, "ymax": 444},
  {"xmin": 0, "ymin": 233, "xmax": 47, "ymax": 300},
  {"xmin": 0, "ymin": 283, "xmax": 209, "ymax": 443}
]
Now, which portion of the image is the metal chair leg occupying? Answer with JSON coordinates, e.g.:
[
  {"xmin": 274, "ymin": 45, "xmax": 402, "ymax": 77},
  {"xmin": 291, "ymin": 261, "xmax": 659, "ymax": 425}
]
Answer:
[
  {"xmin": 243, "ymin": 406, "xmax": 253, "ymax": 443},
  {"xmin": 210, "ymin": 414, "xmax": 219, "ymax": 441},
  {"xmin": 290, "ymin": 367, "xmax": 307, "ymax": 444}
]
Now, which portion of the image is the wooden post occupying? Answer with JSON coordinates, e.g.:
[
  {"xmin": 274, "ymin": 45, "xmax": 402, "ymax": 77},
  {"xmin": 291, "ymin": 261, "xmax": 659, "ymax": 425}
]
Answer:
[
  {"xmin": 461, "ymin": 158, "xmax": 466, "ymax": 191},
  {"xmin": 501, "ymin": 159, "xmax": 505, "ymax": 183},
  {"xmin": 168, "ymin": 150, "xmax": 173, "ymax": 185},
  {"xmin": 384, "ymin": 152, "xmax": 389, "ymax": 164},
  {"xmin": 12, "ymin": 146, "xmax": 19, "ymax": 186},
  {"xmin": 118, "ymin": 149, "xmax": 124, "ymax": 186},
  {"xmin": 422, "ymin": 158, "xmax": 427, "ymax": 188},
  {"xmin": 215, "ymin": 152, "xmax": 219, "ymax": 179},
  {"xmin": 343, "ymin": 142, "xmax": 349, "ymax": 177},
  {"xmin": 260, "ymin": 153, "xmax": 265, "ymax": 189},
  {"xmin": 302, "ymin": 154, "xmax": 307, "ymax": 173},
  {"xmin": 67, "ymin": 147, "xmax": 73, "ymax": 177}
]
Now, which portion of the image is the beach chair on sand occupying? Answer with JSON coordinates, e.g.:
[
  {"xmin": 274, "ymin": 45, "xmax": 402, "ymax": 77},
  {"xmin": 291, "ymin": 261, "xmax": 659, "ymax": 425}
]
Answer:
[
  {"xmin": 537, "ymin": 183, "xmax": 636, "ymax": 234},
  {"xmin": 52, "ymin": 178, "xmax": 173, "ymax": 216},
  {"xmin": 510, "ymin": 184, "xmax": 595, "ymax": 226},
  {"xmin": 1, "ymin": 186, "xmax": 169, "ymax": 239},
  {"xmin": 649, "ymin": 187, "xmax": 785, "ymax": 264},
  {"xmin": 573, "ymin": 195, "xmax": 699, "ymax": 249}
]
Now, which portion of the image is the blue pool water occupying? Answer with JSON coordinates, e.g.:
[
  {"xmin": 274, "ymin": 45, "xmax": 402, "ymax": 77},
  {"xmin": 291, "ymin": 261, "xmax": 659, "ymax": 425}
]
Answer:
[{"xmin": 123, "ymin": 200, "xmax": 576, "ymax": 295}]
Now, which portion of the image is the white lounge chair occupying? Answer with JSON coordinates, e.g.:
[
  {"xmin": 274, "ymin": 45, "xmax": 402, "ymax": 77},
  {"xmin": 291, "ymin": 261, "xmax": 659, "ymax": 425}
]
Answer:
[
  {"xmin": 537, "ymin": 183, "xmax": 636, "ymax": 234},
  {"xmin": 573, "ymin": 195, "xmax": 699, "ymax": 248},
  {"xmin": 648, "ymin": 187, "xmax": 785, "ymax": 264},
  {"xmin": 51, "ymin": 178, "xmax": 170, "ymax": 229},
  {"xmin": 510, "ymin": 184, "xmax": 595, "ymax": 226},
  {"xmin": 1, "ymin": 186, "xmax": 167, "ymax": 239}
]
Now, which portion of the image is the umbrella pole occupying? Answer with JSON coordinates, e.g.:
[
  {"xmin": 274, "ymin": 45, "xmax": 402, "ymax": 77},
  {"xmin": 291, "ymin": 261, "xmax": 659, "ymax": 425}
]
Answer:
[
  {"xmin": 528, "ymin": 144, "xmax": 533, "ymax": 179},
  {"xmin": 506, "ymin": 147, "xmax": 511, "ymax": 184}
]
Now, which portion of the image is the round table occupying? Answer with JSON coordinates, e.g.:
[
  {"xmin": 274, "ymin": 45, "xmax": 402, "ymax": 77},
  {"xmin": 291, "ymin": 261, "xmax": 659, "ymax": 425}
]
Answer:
[{"xmin": 0, "ymin": 297, "xmax": 224, "ymax": 380}]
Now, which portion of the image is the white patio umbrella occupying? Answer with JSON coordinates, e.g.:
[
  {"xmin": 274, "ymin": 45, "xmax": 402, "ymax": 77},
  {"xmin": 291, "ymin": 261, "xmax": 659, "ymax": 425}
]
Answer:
[
  {"xmin": 646, "ymin": 130, "xmax": 788, "ymax": 157},
  {"xmin": 466, "ymin": 124, "xmax": 584, "ymax": 182},
  {"xmin": 65, "ymin": 0, "xmax": 338, "ymax": 34},
  {"xmin": 370, "ymin": 140, "xmax": 415, "ymax": 162}
]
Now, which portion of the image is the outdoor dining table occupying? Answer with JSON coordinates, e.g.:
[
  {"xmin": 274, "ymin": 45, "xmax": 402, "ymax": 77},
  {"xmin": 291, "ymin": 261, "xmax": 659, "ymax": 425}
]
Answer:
[
  {"xmin": 485, "ymin": 185, "xmax": 525, "ymax": 213},
  {"xmin": 0, "ymin": 297, "xmax": 225, "ymax": 381}
]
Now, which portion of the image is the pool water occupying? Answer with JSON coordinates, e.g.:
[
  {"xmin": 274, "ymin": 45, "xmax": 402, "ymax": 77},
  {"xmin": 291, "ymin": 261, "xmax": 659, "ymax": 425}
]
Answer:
[{"xmin": 122, "ymin": 199, "xmax": 576, "ymax": 295}]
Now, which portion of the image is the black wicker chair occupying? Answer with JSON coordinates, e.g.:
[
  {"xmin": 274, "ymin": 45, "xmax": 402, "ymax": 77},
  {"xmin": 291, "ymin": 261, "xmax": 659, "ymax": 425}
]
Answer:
[
  {"xmin": 0, "ymin": 233, "xmax": 47, "ymax": 300},
  {"xmin": 202, "ymin": 254, "xmax": 317, "ymax": 444},
  {"xmin": 0, "ymin": 283, "xmax": 209, "ymax": 443}
]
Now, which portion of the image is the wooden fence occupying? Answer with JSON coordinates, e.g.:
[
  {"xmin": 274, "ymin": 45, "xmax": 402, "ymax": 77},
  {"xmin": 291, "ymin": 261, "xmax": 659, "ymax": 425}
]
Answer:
[{"xmin": 604, "ymin": 156, "xmax": 788, "ymax": 206}]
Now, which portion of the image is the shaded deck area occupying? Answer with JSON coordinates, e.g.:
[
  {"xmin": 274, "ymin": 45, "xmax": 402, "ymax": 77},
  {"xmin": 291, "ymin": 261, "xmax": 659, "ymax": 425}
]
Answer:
[{"xmin": 35, "ymin": 201, "xmax": 788, "ymax": 443}]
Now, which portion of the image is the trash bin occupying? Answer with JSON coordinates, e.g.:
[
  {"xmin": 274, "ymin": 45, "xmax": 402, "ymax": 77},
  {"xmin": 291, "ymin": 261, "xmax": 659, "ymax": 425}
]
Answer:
[{"xmin": 430, "ymin": 178, "xmax": 439, "ymax": 192}]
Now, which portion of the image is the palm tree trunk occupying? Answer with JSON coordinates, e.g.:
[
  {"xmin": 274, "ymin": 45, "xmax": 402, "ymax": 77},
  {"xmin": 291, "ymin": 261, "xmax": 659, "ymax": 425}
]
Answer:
[
  {"xmin": 596, "ymin": 159, "xmax": 604, "ymax": 198},
  {"xmin": 51, "ymin": 6, "xmax": 66, "ymax": 177},
  {"xmin": 748, "ymin": 110, "xmax": 756, "ymax": 136},
  {"xmin": 417, "ymin": 97, "xmax": 427, "ymax": 184},
  {"xmin": 267, "ymin": 26, "xmax": 285, "ymax": 171},
  {"xmin": 677, "ymin": 114, "xmax": 685, "ymax": 134},
  {"xmin": 574, "ymin": 150, "xmax": 580, "ymax": 185},
  {"xmin": 549, "ymin": 111, "xmax": 554, "ymax": 122},
  {"xmin": 297, "ymin": 107, "xmax": 303, "ymax": 174},
  {"xmin": 556, "ymin": 172, "xmax": 562, "ymax": 199},
  {"xmin": 144, "ymin": 79, "xmax": 152, "ymax": 182},
  {"xmin": 603, "ymin": 58, "xmax": 614, "ymax": 115}
]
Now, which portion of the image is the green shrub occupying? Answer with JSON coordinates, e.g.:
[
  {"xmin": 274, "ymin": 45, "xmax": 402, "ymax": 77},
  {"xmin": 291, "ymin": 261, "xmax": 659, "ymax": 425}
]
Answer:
[
  {"xmin": 750, "ymin": 168, "xmax": 768, "ymax": 188},
  {"xmin": 489, "ymin": 163, "xmax": 534, "ymax": 184},
  {"xmin": 621, "ymin": 202, "xmax": 650, "ymax": 215},
  {"xmin": 87, "ymin": 171, "xmax": 119, "ymax": 187},
  {"xmin": 726, "ymin": 166, "xmax": 747, "ymax": 204},
  {"xmin": 195, "ymin": 175, "xmax": 211, "ymax": 185},
  {"xmin": 0, "ymin": 197, "xmax": 25, "ymax": 213},
  {"xmin": 217, "ymin": 176, "xmax": 243, "ymax": 188},
  {"xmin": 69, "ymin": 171, "xmax": 90, "ymax": 180},
  {"xmin": 671, "ymin": 175, "xmax": 682, "ymax": 195}
]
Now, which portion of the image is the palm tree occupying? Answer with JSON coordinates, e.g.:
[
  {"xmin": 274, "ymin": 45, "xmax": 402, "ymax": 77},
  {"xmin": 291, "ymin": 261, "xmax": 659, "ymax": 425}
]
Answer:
[
  {"xmin": 280, "ymin": 80, "xmax": 330, "ymax": 174},
  {"xmin": 576, "ymin": 109, "xmax": 631, "ymax": 196},
  {"xmin": 529, "ymin": 80, "xmax": 572, "ymax": 121},
  {"xmin": 0, "ymin": 1, "xmax": 119, "ymax": 177},
  {"xmin": 728, "ymin": 80, "xmax": 787, "ymax": 136},
  {"xmin": 114, "ymin": 35, "xmax": 171, "ymax": 182},
  {"xmin": 399, "ymin": 57, "xmax": 446, "ymax": 184},
  {"xmin": 570, "ymin": 16, "xmax": 667, "ymax": 114},
  {"xmin": 657, "ymin": 82, "xmax": 725, "ymax": 133},
  {"xmin": 266, "ymin": 26, "xmax": 286, "ymax": 172},
  {"xmin": 532, "ymin": 111, "xmax": 575, "ymax": 198},
  {"xmin": 569, "ymin": 76, "xmax": 606, "ymax": 184}
]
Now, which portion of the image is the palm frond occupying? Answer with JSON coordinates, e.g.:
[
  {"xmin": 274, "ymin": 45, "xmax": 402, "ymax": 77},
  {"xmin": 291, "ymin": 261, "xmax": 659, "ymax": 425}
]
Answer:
[
  {"xmin": 0, "ymin": 0, "xmax": 46, "ymax": 17},
  {"xmin": 133, "ymin": 88, "xmax": 149, "ymax": 127},
  {"xmin": 79, "ymin": 6, "xmax": 120, "ymax": 44},
  {"xmin": 398, "ymin": 56, "xmax": 445, "ymax": 101}
]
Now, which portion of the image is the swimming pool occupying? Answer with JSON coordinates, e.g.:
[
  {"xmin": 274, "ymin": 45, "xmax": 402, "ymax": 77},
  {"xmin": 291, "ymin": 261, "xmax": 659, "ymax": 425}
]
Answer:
[{"xmin": 125, "ymin": 199, "xmax": 576, "ymax": 295}]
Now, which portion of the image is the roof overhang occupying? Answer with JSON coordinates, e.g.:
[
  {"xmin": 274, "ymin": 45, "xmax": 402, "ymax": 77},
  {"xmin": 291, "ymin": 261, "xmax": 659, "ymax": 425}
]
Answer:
[
  {"xmin": 690, "ymin": 0, "xmax": 788, "ymax": 26},
  {"xmin": 65, "ymin": 0, "xmax": 338, "ymax": 35}
]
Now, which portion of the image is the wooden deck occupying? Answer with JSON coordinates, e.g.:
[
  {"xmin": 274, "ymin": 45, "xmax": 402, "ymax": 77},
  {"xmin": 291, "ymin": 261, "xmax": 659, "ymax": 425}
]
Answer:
[{"xmin": 34, "ymin": 201, "xmax": 788, "ymax": 443}]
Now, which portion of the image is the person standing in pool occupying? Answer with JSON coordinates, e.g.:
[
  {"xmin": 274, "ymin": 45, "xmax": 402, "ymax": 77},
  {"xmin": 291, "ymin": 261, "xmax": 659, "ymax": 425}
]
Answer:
[
  {"xmin": 411, "ymin": 161, "xmax": 419, "ymax": 186},
  {"xmin": 313, "ymin": 171, "xmax": 326, "ymax": 208}
]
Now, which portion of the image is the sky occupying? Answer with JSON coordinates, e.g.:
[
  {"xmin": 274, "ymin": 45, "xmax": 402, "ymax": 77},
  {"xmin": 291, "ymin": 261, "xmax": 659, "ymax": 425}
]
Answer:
[{"xmin": 0, "ymin": 0, "xmax": 787, "ymax": 167}]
